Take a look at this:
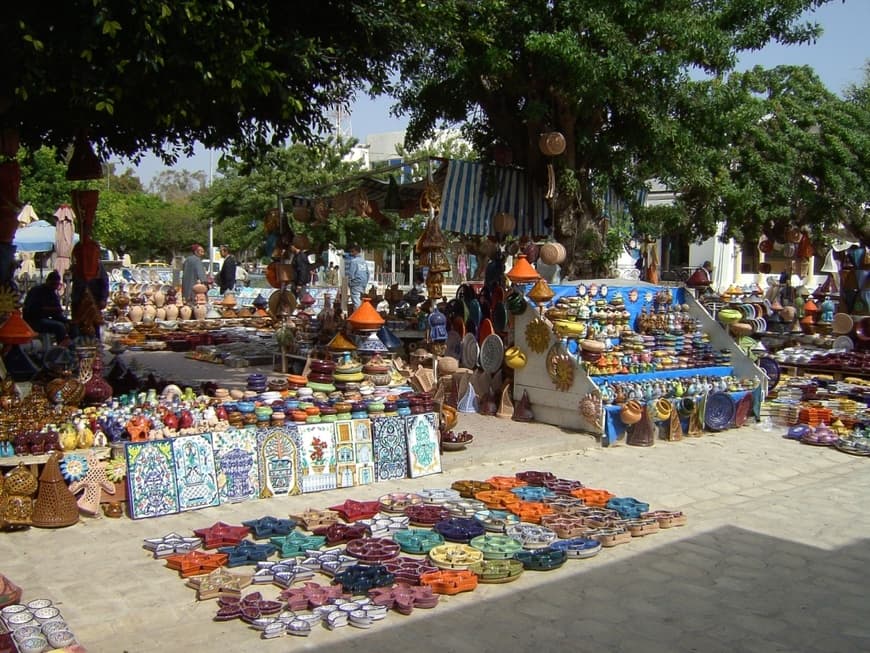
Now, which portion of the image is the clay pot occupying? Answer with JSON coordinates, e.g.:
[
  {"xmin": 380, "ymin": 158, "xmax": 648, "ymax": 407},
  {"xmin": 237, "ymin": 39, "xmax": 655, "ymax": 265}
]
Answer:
[
  {"xmin": 539, "ymin": 131, "xmax": 566, "ymax": 156},
  {"xmin": 504, "ymin": 346, "xmax": 528, "ymax": 369},
  {"xmin": 653, "ymin": 398, "xmax": 673, "ymax": 421},
  {"xmin": 143, "ymin": 305, "xmax": 157, "ymax": 321},
  {"xmin": 164, "ymin": 304, "xmax": 179, "ymax": 320},
  {"xmin": 193, "ymin": 305, "xmax": 207, "ymax": 321},
  {"xmin": 192, "ymin": 282, "xmax": 208, "ymax": 295},
  {"xmin": 127, "ymin": 305, "xmax": 143, "ymax": 324},
  {"xmin": 179, "ymin": 305, "xmax": 192, "ymax": 320},
  {"xmin": 620, "ymin": 400, "xmax": 643, "ymax": 426},
  {"xmin": 493, "ymin": 212, "xmax": 516, "ymax": 234},
  {"xmin": 152, "ymin": 289, "xmax": 165, "ymax": 307}
]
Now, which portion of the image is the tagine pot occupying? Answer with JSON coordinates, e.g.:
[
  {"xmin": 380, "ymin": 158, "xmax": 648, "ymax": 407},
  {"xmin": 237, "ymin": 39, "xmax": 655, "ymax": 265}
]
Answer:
[{"xmin": 620, "ymin": 400, "xmax": 643, "ymax": 426}]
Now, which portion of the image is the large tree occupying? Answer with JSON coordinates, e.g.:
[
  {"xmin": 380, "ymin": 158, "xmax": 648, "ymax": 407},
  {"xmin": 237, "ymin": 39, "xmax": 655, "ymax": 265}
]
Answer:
[
  {"xmin": 395, "ymin": 0, "xmax": 837, "ymax": 276},
  {"xmin": 642, "ymin": 64, "xmax": 869, "ymax": 248},
  {"xmin": 2, "ymin": 0, "xmax": 411, "ymax": 161}
]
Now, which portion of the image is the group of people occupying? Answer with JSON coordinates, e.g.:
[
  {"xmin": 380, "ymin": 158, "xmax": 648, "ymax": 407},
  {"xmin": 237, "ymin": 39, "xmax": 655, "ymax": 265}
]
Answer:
[{"xmin": 21, "ymin": 241, "xmax": 371, "ymax": 346}]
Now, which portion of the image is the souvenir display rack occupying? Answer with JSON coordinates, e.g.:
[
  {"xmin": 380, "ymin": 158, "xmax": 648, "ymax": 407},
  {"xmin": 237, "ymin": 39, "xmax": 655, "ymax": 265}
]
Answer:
[{"xmin": 512, "ymin": 280, "xmax": 766, "ymax": 446}]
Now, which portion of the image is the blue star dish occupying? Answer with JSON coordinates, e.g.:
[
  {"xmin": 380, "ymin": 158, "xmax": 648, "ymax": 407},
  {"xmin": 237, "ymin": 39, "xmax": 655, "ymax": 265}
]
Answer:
[
  {"xmin": 217, "ymin": 539, "xmax": 278, "ymax": 567},
  {"xmin": 242, "ymin": 516, "xmax": 297, "ymax": 539}
]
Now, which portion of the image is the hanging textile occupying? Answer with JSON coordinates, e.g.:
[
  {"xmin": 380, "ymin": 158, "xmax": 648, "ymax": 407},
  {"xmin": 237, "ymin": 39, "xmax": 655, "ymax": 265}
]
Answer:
[
  {"xmin": 440, "ymin": 160, "xmax": 550, "ymax": 236},
  {"xmin": 54, "ymin": 204, "xmax": 76, "ymax": 278}
]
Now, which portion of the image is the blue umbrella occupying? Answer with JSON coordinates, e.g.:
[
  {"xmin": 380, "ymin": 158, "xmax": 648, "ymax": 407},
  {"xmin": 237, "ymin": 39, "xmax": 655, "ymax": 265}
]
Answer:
[{"xmin": 13, "ymin": 220, "xmax": 79, "ymax": 253}]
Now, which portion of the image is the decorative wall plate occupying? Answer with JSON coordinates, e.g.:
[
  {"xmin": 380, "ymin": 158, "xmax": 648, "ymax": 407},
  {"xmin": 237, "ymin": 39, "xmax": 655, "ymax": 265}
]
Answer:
[
  {"xmin": 525, "ymin": 318, "xmax": 551, "ymax": 354},
  {"xmin": 445, "ymin": 331, "xmax": 462, "ymax": 360},
  {"xmin": 704, "ymin": 392, "xmax": 736, "ymax": 431},
  {"xmin": 599, "ymin": 284, "xmax": 608, "ymax": 297},
  {"xmin": 757, "ymin": 357, "xmax": 780, "ymax": 390},
  {"xmin": 480, "ymin": 334, "xmax": 505, "ymax": 373},
  {"xmin": 576, "ymin": 284, "xmax": 587, "ymax": 297},
  {"xmin": 460, "ymin": 333, "xmax": 480, "ymax": 369},
  {"xmin": 477, "ymin": 318, "xmax": 494, "ymax": 344},
  {"xmin": 546, "ymin": 343, "xmax": 575, "ymax": 391}
]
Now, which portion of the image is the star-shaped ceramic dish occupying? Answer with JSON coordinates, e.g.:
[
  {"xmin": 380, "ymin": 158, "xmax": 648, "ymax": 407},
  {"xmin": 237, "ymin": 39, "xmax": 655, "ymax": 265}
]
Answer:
[
  {"xmin": 312, "ymin": 522, "xmax": 369, "ymax": 545},
  {"xmin": 143, "ymin": 532, "xmax": 203, "ymax": 558},
  {"xmin": 332, "ymin": 565, "xmax": 395, "ymax": 595},
  {"xmin": 214, "ymin": 591, "xmax": 284, "ymax": 622},
  {"xmin": 441, "ymin": 498, "xmax": 487, "ymax": 518},
  {"xmin": 467, "ymin": 558, "xmax": 524, "ymax": 584},
  {"xmin": 419, "ymin": 569, "xmax": 478, "ymax": 595},
  {"xmin": 392, "ymin": 528, "xmax": 444, "ymax": 555},
  {"xmin": 515, "ymin": 470, "xmax": 556, "ymax": 486},
  {"xmin": 251, "ymin": 559, "xmax": 316, "ymax": 586},
  {"xmin": 217, "ymin": 539, "xmax": 278, "ymax": 567},
  {"xmin": 242, "ymin": 516, "xmax": 297, "ymax": 539},
  {"xmin": 300, "ymin": 548, "xmax": 358, "ymax": 577},
  {"xmin": 270, "ymin": 532, "xmax": 326, "ymax": 557},
  {"xmin": 289, "ymin": 508, "xmax": 340, "ymax": 531},
  {"xmin": 368, "ymin": 584, "xmax": 439, "ymax": 614},
  {"xmin": 165, "ymin": 550, "xmax": 229, "ymax": 578},
  {"xmin": 417, "ymin": 488, "xmax": 461, "ymax": 504},
  {"xmin": 359, "ymin": 513, "xmax": 410, "ymax": 538},
  {"xmin": 186, "ymin": 567, "xmax": 252, "ymax": 600},
  {"xmin": 279, "ymin": 582, "xmax": 347, "ymax": 611},
  {"xmin": 193, "ymin": 522, "xmax": 252, "ymax": 548},
  {"xmin": 327, "ymin": 499, "xmax": 381, "ymax": 522}
]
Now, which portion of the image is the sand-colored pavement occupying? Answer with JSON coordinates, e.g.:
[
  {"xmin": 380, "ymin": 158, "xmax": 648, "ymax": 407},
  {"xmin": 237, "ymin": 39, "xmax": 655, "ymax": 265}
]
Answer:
[
  {"xmin": 5, "ymin": 419, "xmax": 868, "ymax": 653},
  {"xmin": 3, "ymin": 352, "xmax": 868, "ymax": 652}
]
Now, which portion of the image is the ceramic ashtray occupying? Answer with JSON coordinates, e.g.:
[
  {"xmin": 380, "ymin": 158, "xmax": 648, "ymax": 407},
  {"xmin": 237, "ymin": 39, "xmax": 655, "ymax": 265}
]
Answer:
[{"xmin": 25, "ymin": 599, "xmax": 52, "ymax": 611}]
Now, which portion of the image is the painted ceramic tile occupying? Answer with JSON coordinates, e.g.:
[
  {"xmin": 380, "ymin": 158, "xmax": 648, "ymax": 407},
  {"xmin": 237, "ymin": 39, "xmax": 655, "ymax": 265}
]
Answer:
[
  {"xmin": 126, "ymin": 440, "xmax": 179, "ymax": 519},
  {"xmin": 172, "ymin": 433, "xmax": 220, "ymax": 511},
  {"xmin": 257, "ymin": 425, "xmax": 303, "ymax": 497},
  {"xmin": 371, "ymin": 416, "xmax": 409, "ymax": 481},
  {"xmin": 213, "ymin": 427, "xmax": 260, "ymax": 503},
  {"xmin": 333, "ymin": 420, "xmax": 374, "ymax": 488},
  {"xmin": 297, "ymin": 423, "xmax": 338, "ymax": 493},
  {"xmin": 405, "ymin": 412, "xmax": 442, "ymax": 478}
]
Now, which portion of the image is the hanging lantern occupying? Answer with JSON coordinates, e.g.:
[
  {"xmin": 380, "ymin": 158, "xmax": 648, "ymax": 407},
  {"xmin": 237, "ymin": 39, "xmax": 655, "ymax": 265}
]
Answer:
[
  {"xmin": 539, "ymin": 132, "xmax": 566, "ymax": 157},
  {"xmin": 493, "ymin": 212, "xmax": 516, "ymax": 235}
]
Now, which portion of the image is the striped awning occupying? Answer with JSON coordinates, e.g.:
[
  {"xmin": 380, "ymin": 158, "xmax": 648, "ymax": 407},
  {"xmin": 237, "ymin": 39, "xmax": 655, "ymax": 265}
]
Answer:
[{"xmin": 439, "ymin": 160, "xmax": 551, "ymax": 236}]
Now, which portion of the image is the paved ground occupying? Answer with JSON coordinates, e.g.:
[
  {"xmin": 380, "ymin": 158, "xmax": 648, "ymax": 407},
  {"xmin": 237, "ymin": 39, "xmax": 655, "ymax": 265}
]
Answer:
[{"xmin": 3, "ymin": 353, "xmax": 869, "ymax": 652}]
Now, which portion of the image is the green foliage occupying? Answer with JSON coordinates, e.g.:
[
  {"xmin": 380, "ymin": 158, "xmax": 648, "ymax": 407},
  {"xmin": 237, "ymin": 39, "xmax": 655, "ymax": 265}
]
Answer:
[
  {"xmin": 2, "ymin": 1, "xmax": 417, "ymax": 162},
  {"xmin": 394, "ymin": 0, "xmax": 839, "ymax": 274},
  {"xmin": 16, "ymin": 147, "xmax": 74, "ymax": 218},
  {"xmin": 196, "ymin": 138, "xmax": 366, "ymax": 258}
]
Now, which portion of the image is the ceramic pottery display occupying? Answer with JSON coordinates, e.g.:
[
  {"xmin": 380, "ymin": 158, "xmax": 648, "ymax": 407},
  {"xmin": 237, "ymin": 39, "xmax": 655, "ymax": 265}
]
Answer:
[
  {"xmin": 172, "ymin": 433, "xmax": 220, "ymax": 511},
  {"xmin": 213, "ymin": 427, "xmax": 261, "ymax": 503},
  {"xmin": 125, "ymin": 441, "xmax": 180, "ymax": 519},
  {"xmin": 405, "ymin": 413, "xmax": 441, "ymax": 478},
  {"xmin": 371, "ymin": 416, "xmax": 409, "ymax": 481},
  {"xmin": 256, "ymin": 426, "xmax": 303, "ymax": 497},
  {"xmin": 297, "ymin": 423, "xmax": 338, "ymax": 493}
]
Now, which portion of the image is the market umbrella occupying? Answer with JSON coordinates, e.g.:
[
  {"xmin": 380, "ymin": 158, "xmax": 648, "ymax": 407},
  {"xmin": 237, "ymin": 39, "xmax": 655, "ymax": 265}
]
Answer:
[
  {"xmin": 54, "ymin": 204, "xmax": 76, "ymax": 277},
  {"xmin": 12, "ymin": 220, "xmax": 62, "ymax": 252},
  {"xmin": 16, "ymin": 203, "xmax": 38, "ymax": 227}
]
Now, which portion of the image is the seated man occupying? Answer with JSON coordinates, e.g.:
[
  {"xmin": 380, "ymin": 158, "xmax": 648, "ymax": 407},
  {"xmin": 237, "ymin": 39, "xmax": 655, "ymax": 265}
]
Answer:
[{"xmin": 23, "ymin": 271, "xmax": 71, "ymax": 346}]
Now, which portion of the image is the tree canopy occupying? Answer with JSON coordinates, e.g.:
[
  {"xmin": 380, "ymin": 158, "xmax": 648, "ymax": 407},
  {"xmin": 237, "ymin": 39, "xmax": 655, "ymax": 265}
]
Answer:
[
  {"xmin": 2, "ymin": 0, "xmax": 412, "ymax": 162},
  {"xmin": 395, "ymin": 0, "xmax": 843, "ymax": 274}
]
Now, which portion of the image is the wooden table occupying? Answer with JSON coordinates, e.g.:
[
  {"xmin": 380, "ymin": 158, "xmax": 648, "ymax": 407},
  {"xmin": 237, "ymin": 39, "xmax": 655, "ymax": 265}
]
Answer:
[{"xmin": 0, "ymin": 447, "xmax": 110, "ymax": 477}]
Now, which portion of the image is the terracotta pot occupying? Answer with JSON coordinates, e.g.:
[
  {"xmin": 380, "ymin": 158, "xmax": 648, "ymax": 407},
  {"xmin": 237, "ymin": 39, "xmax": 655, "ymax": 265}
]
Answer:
[
  {"xmin": 620, "ymin": 400, "xmax": 643, "ymax": 426},
  {"xmin": 653, "ymin": 398, "xmax": 673, "ymax": 422},
  {"xmin": 192, "ymin": 282, "xmax": 208, "ymax": 295},
  {"xmin": 164, "ymin": 304, "xmax": 179, "ymax": 320},
  {"xmin": 493, "ymin": 212, "xmax": 516, "ymax": 234},
  {"xmin": 179, "ymin": 305, "xmax": 193, "ymax": 320},
  {"xmin": 152, "ymin": 290, "xmax": 165, "ymax": 307},
  {"xmin": 193, "ymin": 305, "xmax": 207, "ymax": 320},
  {"xmin": 127, "ymin": 305, "xmax": 143, "ymax": 324}
]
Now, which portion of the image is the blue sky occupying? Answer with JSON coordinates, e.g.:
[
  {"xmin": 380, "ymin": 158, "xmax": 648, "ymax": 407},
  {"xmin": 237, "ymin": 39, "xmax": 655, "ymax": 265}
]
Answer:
[{"xmin": 129, "ymin": 0, "xmax": 869, "ymax": 185}]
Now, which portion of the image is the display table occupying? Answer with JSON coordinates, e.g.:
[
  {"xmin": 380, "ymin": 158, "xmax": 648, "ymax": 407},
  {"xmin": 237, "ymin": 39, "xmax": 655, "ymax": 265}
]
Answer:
[
  {"xmin": 0, "ymin": 447, "xmax": 110, "ymax": 476},
  {"xmin": 602, "ymin": 390, "xmax": 759, "ymax": 446},
  {"xmin": 512, "ymin": 279, "xmax": 766, "ymax": 445}
]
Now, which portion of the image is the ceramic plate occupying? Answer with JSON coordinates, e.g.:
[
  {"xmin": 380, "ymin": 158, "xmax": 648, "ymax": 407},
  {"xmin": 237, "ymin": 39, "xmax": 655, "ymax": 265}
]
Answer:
[
  {"xmin": 704, "ymin": 392, "xmax": 735, "ymax": 431},
  {"xmin": 757, "ymin": 357, "xmax": 780, "ymax": 389},
  {"xmin": 480, "ymin": 334, "xmax": 505, "ymax": 373},
  {"xmin": 576, "ymin": 284, "xmax": 587, "ymax": 297},
  {"xmin": 832, "ymin": 335, "xmax": 854, "ymax": 351},
  {"xmin": 478, "ymin": 318, "xmax": 494, "ymax": 344},
  {"xmin": 599, "ymin": 284, "xmax": 608, "ymax": 298},
  {"xmin": 446, "ymin": 331, "xmax": 462, "ymax": 360},
  {"xmin": 588, "ymin": 283, "xmax": 598, "ymax": 297},
  {"xmin": 461, "ymin": 333, "xmax": 480, "ymax": 369}
]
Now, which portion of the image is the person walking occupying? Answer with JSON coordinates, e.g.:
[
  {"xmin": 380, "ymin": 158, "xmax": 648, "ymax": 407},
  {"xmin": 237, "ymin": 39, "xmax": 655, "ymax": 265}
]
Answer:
[
  {"xmin": 182, "ymin": 243, "xmax": 208, "ymax": 303},
  {"xmin": 22, "ymin": 271, "xmax": 71, "ymax": 346},
  {"xmin": 289, "ymin": 245, "xmax": 312, "ymax": 299},
  {"xmin": 217, "ymin": 245, "xmax": 237, "ymax": 294},
  {"xmin": 347, "ymin": 244, "xmax": 368, "ymax": 311}
]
